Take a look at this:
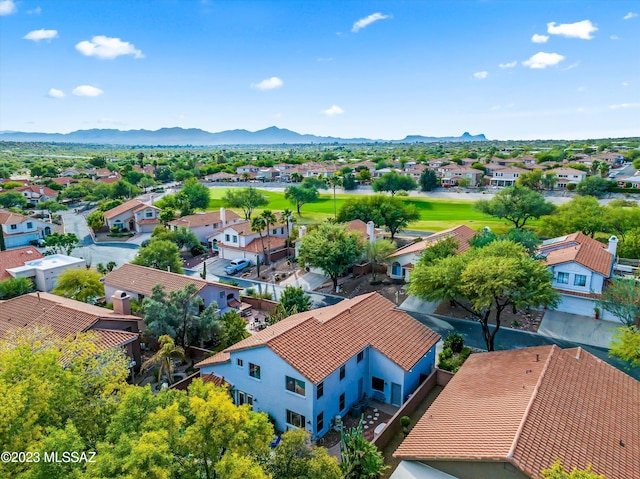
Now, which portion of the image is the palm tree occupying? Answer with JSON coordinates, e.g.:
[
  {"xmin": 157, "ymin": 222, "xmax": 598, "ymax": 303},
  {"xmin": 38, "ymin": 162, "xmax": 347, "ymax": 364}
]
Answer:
[
  {"xmin": 326, "ymin": 175, "xmax": 342, "ymax": 220},
  {"xmin": 142, "ymin": 335, "xmax": 185, "ymax": 385},
  {"xmin": 365, "ymin": 239, "xmax": 396, "ymax": 282},
  {"xmin": 251, "ymin": 216, "xmax": 267, "ymax": 265},
  {"xmin": 260, "ymin": 210, "xmax": 277, "ymax": 265},
  {"xmin": 282, "ymin": 208, "xmax": 295, "ymax": 244}
]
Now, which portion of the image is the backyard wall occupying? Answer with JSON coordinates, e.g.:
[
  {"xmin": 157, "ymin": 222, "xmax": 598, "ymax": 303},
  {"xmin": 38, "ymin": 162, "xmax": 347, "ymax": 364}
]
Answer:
[{"xmin": 240, "ymin": 296, "xmax": 278, "ymax": 312}]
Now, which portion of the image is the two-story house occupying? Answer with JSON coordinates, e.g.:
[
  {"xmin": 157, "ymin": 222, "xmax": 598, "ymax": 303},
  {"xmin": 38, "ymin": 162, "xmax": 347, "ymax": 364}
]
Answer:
[
  {"xmin": 438, "ymin": 166, "xmax": 483, "ymax": 187},
  {"xmin": 0, "ymin": 210, "xmax": 53, "ymax": 248},
  {"xmin": 236, "ymin": 165, "xmax": 260, "ymax": 175},
  {"xmin": 195, "ymin": 292, "xmax": 440, "ymax": 439},
  {"xmin": 14, "ymin": 185, "xmax": 58, "ymax": 204},
  {"xmin": 538, "ymin": 233, "xmax": 617, "ymax": 320},
  {"xmin": 546, "ymin": 167, "xmax": 587, "ymax": 189},
  {"xmin": 103, "ymin": 199, "xmax": 161, "ymax": 233},
  {"xmin": 488, "ymin": 166, "xmax": 529, "ymax": 187},
  {"xmin": 387, "ymin": 225, "xmax": 476, "ymax": 281},
  {"xmin": 167, "ymin": 208, "xmax": 242, "ymax": 244}
]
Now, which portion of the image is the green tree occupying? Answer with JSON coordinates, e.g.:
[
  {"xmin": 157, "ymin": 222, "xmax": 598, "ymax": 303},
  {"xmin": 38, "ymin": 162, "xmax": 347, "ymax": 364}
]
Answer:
[
  {"xmin": 251, "ymin": 215, "xmax": 268, "ymax": 262},
  {"xmin": 325, "ymin": 175, "xmax": 342, "ymax": 219},
  {"xmin": 372, "ymin": 171, "xmax": 417, "ymax": 196},
  {"xmin": 44, "ymin": 232, "xmax": 80, "ymax": 255},
  {"xmin": 285, "ymin": 185, "xmax": 319, "ymax": 215},
  {"xmin": 575, "ymin": 176, "xmax": 614, "ymax": 197},
  {"xmin": 418, "ymin": 235, "xmax": 460, "ymax": 264},
  {"xmin": 141, "ymin": 334, "xmax": 186, "ymax": 384},
  {"xmin": 0, "ymin": 277, "xmax": 34, "ymax": 299},
  {"xmin": 222, "ymin": 187, "xmax": 268, "ymax": 220},
  {"xmin": 365, "ymin": 238, "xmax": 396, "ymax": 282},
  {"xmin": 342, "ymin": 172, "xmax": 357, "ymax": 190},
  {"xmin": 260, "ymin": 209, "xmax": 277, "ymax": 265},
  {"xmin": 51, "ymin": 268, "xmax": 104, "ymax": 304},
  {"xmin": 132, "ymin": 239, "xmax": 184, "ymax": 274},
  {"xmin": 474, "ymin": 186, "xmax": 556, "ymax": 228},
  {"xmin": 538, "ymin": 196, "xmax": 608, "ymax": 238},
  {"xmin": 377, "ymin": 196, "xmax": 420, "ymax": 240},
  {"xmin": 409, "ymin": 240, "xmax": 559, "ymax": 351},
  {"xmin": 110, "ymin": 179, "xmax": 140, "ymax": 199},
  {"xmin": 86, "ymin": 210, "xmax": 105, "ymax": 231},
  {"xmin": 268, "ymin": 428, "xmax": 341, "ymax": 479},
  {"xmin": 516, "ymin": 169, "xmax": 544, "ymax": 190},
  {"xmin": 142, "ymin": 283, "xmax": 219, "ymax": 348},
  {"xmin": 181, "ymin": 177, "xmax": 211, "ymax": 210},
  {"xmin": 279, "ymin": 285, "xmax": 313, "ymax": 315},
  {"xmin": 340, "ymin": 419, "xmax": 388, "ymax": 479},
  {"xmin": 597, "ymin": 278, "xmax": 640, "ymax": 327},
  {"xmin": 419, "ymin": 169, "xmax": 439, "ymax": 191},
  {"xmin": 618, "ymin": 228, "xmax": 640, "ymax": 259},
  {"xmin": 217, "ymin": 310, "xmax": 250, "ymax": 350},
  {"xmin": 298, "ymin": 222, "xmax": 364, "ymax": 292},
  {"xmin": 541, "ymin": 459, "xmax": 606, "ymax": 479},
  {"xmin": 609, "ymin": 326, "xmax": 640, "ymax": 368},
  {"xmin": 603, "ymin": 204, "xmax": 640, "ymax": 242},
  {"xmin": 0, "ymin": 190, "xmax": 28, "ymax": 209}
]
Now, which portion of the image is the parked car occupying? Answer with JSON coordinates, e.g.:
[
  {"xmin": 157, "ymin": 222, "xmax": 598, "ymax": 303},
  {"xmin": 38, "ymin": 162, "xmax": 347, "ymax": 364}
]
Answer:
[{"xmin": 224, "ymin": 258, "xmax": 252, "ymax": 275}]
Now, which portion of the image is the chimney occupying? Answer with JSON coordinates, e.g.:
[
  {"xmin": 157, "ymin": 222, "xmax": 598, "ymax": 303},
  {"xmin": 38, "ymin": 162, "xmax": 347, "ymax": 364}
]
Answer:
[
  {"xmin": 298, "ymin": 225, "xmax": 307, "ymax": 238},
  {"xmin": 39, "ymin": 186, "xmax": 44, "ymax": 195},
  {"xmin": 366, "ymin": 221, "xmax": 375, "ymax": 243},
  {"xmin": 607, "ymin": 236, "xmax": 619, "ymax": 257},
  {"xmin": 220, "ymin": 207, "xmax": 226, "ymax": 226},
  {"xmin": 112, "ymin": 290, "xmax": 131, "ymax": 315}
]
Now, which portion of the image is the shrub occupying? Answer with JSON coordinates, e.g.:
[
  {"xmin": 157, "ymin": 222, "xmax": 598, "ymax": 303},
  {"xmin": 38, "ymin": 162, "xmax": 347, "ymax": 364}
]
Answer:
[
  {"xmin": 400, "ymin": 416, "xmax": 411, "ymax": 428},
  {"xmin": 190, "ymin": 243, "xmax": 206, "ymax": 256},
  {"xmin": 443, "ymin": 332, "xmax": 465, "ymax": 354},
  {"xmin": 566, "ymin": 183, "xmax": 577, "ymax": 191}
]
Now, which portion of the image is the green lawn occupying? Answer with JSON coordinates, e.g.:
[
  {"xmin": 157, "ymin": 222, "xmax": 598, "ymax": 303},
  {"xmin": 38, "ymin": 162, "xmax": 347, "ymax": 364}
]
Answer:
[{"xmin": 207, "ymin": 188, "xmax": 512, "ymax": 233}]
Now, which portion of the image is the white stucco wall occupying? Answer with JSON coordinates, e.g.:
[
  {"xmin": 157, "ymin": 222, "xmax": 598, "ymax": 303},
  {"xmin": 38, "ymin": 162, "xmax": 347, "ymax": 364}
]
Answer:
[{"xmin": 549, "ymin": 263, "xmax": 606, "ymax": 294}]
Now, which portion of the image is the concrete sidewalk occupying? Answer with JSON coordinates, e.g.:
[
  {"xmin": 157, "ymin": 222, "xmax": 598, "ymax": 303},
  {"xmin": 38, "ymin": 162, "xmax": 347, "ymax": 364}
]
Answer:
[
  {"xmin": 279, "ymin": 270, "xmax": 329, "ymax": 291},
  {"xmin": 537, "ymin": 310, "xmax": 621, "ymax": 349}
]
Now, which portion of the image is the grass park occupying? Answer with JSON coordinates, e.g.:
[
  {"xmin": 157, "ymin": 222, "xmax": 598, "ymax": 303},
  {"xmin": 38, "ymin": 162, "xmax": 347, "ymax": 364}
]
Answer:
[{"xmin": 206, "ymin": 187, "xmax": 515, "ymax": 233}]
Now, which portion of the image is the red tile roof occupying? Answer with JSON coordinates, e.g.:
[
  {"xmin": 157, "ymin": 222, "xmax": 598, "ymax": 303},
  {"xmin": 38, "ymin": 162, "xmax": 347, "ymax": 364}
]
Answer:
[
  {"xmin": 388, "ymin": 225, "xmax": 476, "ymax": 258},
  {"xmin": 103, "ymin": 263, "xmax": 242, "ymax": 297},
  {"xmin": 221, "ymin": 235, "xmax": 287, "ymax": 253},
  {"xmin": 540, "ymin": 232, "xmax": 614, "ymax": 277},
  {"xmin": 0, "ymin": 210, "xmax": 30, "ymax": 225},
  {"xmin": 0, "ymin": 246, "xmax": 44, "ymax": 280},
  {"xmin": 168, "ymin": 210, "xmax": 241, "ymax": 229},
  {"xmin": 103, "ymin": 199, "xmax": 148, "ymax": 219},
  {"xmin": 201, "ymin": 373, "xmax": 229, "ymax": 387},
  {"xmin": 394, "ymin": 345, "xmax": 640, "ymax": 479},
  {"xmin": 196, "ymin": 293, "xmax": 440, "ymax": 383},
  {"xmin": 94, "ymin": 328, "xmax": 139, "ymax": 349}
]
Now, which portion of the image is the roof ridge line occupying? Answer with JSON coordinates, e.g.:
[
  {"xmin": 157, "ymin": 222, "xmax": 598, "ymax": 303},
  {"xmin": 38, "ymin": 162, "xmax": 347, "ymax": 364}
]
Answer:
[{"xmin": 506, "ymin": 345, "xmax": 556, "ymax": 464}]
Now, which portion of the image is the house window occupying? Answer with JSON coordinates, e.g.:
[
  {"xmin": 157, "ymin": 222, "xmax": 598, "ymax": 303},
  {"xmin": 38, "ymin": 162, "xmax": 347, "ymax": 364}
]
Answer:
[
  {"xmin": 372, "ymin": 376, "xmax": 384, "ymax": 392},
  {"xmin": 233, "ymin": 235, "xmax": 238, "ymax": 243},
  {"xmin": 26, "ymin": 222, "xmax": 33, "ymax": 229},
  {"xmin": 557, "ymin": 272, "xmax": 569, "ymax": 284},
  {"xmin": 249, "ymin": 363, "xmax": 261, "ymax": 379},
  {"xmin": 220, "ymin": 291, "xmax": 225, "ymax": 298},
  {"xmin": 316, "ymin": 412, "xmax": 324, "ymax": 432},
  {"xmin": 340, "ymin": 365, "xmax": 346, "ymax": 380},
  {"xmin": 286, "ymin": 376, "xmax": 305, "ymax": 396},
  {"xmin": 317, "ymin": 381, "xmax": 324, "ymax": 399},
  {"xmin": 357, "ymin": 351, "xmax": 364, "ymax": 363},
  {"xmin": 145, "ymin": 211, "xmax": 153, "ymax": 218},
  {"xmin": 10, "ymin": 224, "xmax": 17, "ymax": 230},
  {"xmin": 237, "ymin": 359, "xmax": 243, "ymax": 367},
  {"xmin": 574, "ymin": 274, "xmax": 587, "ymax": 287},
  {"xmin": 391, "ymin": 262, "xmax": 402, "ymax": 277},
  {"xmin": 339, "ymin": 393, "xmax": 345, "ymax": 412},
  {"xmin": 238, "ymin": 391, "xmax": 253, "ymax": 407},
  {"xmin": 286, "ymin": 410, "xmax": 305, "ymax": 428},
  {"xmin": 225, "ymin": 234, "xmax": 230, "ymax": 242},
  {"xmin": 281, "ymin": 227, "xmax": 285, "ymax": 234}
]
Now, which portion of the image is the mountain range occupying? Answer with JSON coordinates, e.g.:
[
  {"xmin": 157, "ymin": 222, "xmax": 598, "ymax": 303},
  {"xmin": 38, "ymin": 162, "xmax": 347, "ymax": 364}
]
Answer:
[{"xmin": 0, "ymin": 126, "xmax": 486, "ymax": 146}]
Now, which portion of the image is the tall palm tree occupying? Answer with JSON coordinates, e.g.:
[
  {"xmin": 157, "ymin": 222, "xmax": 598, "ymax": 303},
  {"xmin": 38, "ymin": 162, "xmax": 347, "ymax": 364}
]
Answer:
[
  {"xmin": 260, "ymin": 210, "xmax": 277, "ymax": 265},
  {"xmin": 326, "ymin": 175, "xmax": 342, "ymax": 220},
  {"xmin": 282, "ymin": 208, "xmax": 295, "ymax": 244},
  {"xmin": 251, "ymin": 216, "xmax": 267, "ymax": 265},
  {"xmin": 142, "ymin": 335, "xmax": 186, "ymax": 385}
]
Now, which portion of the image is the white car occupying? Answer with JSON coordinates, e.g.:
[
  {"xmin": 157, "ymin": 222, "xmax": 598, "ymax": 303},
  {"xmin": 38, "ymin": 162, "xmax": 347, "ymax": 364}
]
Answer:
[{"xmin": 224, "ymin": 258, "xmax": 252, "ymax": 275}]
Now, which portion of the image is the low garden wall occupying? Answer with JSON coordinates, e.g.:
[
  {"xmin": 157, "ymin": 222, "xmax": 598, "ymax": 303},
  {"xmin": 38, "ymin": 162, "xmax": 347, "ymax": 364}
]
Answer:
[{"xmin": 240, "ymin": 296, "xmax": 278, "ymax": 312}]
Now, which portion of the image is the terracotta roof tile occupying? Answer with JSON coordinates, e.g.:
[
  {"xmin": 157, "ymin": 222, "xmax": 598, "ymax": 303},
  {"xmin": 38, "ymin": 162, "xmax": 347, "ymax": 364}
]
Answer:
[
  {"xmin": 201, "ymin": 372, "xmax": 229, "ymax": 387},
  {"xmin": 221, "ymin": 235, "xmax": 287, "ymax": 253},
  {"xmin": 540, "ymin": 232, "xmax": 614, "ymax": 277},
  {"xmin": 196, "ymin": 293, "xmax": 440, "ymax": 383},
  {"xmin": 394, "ymin": 346, "xmax": 640, "ymax": 479},
  {"xmin": 103, "ymin": 263, "xmax": 242, "ymax": 298},
  {"xmin": 388, "ymin": 225, "xmax": 476, "ymax": 258},
  {"xmin": 168, "ymin": 210, "xmax": 240, "ymax": 229},
  {"xmin": 93, "ymin": 328, "xmax": 139, "ymax": 349},
  {"xmin": 0, "ymin": 210, "xmax": 30, "ymax": 225},
  {"xmin": 103, "ymin": 199, "xmax": 148, "ymax": 219},
  {"xmin": 0, "ymin": 247, "xmax": 44, "ymax": 280}
]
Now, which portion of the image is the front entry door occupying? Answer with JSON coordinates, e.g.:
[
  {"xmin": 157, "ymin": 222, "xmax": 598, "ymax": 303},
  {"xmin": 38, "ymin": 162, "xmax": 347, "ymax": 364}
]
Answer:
[{"xmin": 391, "ymin": 383, "xmax": 402, "ymax": 406}]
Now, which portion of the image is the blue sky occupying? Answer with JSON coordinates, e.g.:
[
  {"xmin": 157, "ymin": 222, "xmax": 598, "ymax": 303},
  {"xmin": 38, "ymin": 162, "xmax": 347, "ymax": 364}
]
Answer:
[{"xmin": 0, "ymin": 0, "xmax": 638, "ymax": 140}]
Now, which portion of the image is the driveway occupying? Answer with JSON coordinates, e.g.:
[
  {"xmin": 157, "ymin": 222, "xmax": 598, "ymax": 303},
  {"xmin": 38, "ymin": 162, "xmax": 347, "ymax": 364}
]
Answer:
[
  {"xmin": 279, "ymin": 271, "xmax": 328, "ymax": 291},
  {"xmin": 537, "ymin": 310, "xmax": 620, "ymax": 349}
]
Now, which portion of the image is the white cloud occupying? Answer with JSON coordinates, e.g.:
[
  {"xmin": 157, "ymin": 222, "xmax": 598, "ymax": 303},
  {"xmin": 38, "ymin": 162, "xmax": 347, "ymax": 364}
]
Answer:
[
  {"xmin": 48, "ymin": 88, "xmax": 65, "ymax": 98},
  {"xmin": 72, "ymin": 85, "xmax": 103, "ymax": 97},
  {"xmin": 75, "ymin": 35, "xmax": 144, "ymax": 59},
  {"xmin": 623, "ymin": 12, "xmax": 637, "ymax": 20},
  {"xmin": 27, "ymin": 7, "xmax": 41, "ymax": 14},
  {"xmin": 24, "ymin": 29, "xmax": 58, "ymax": 42},
  {"xmin": 547, "ymin": 20, "xmax": 598, "ymax": 39},
  {"xmin": 317, "ymin": 57, "xmax": 333, "ymax": 62},
  {"xmin": 531, "ymin": 33, "xmax": 549, "ymax": 43},
  {"xmin": 352, "ymin": 12, "xmax": 390, "ymax": 33},
  {"xmin": 322, "ymin": 105, "xmax": 345, "ymax": 116},
  {"xmin": 610, "ymin": 102, "xmax": 640, "ymax": 110},
  {"xmin": 622, "ymin": 81, "xmax": 629, "ymax": 87},
  {"xmin": 0, "ymin": 0, "xmax": 17, "ymax": 15},
  {"xmin": 499, "ymin": 60, "xmax": 517, "ymax": 69},
  {"xmin": 250, "ymin": 76, "xmax": 283, "ymax": 90},
  {"xmin": 610, "ymin": 35, "xmax": 619, "ymax": 40},
  {"xmin": 473, "ymin": 71, "xmax": 488, "ymax": 80},
  {"xmin": 522, "ymin": 52, "xmax": 565, "ymax": 69}
]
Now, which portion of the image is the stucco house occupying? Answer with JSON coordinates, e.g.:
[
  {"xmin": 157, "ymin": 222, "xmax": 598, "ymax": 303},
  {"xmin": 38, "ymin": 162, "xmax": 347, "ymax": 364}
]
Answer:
[
  {"xmin": 438, "ymin": 166, "xmax": 483, "ymax": 187},
  {"xmin": 167, "ymin": 208, "xmax": 242, "ymax": 244},
  {"xmin": 14, "ymin": 185, "xmax": 58, "ymax": 204},
  {"xmin": 487, "ymin": 166, "xmax": 529, "ymax": 187},
  {"xmin": 0, "ymin": 210, "xmax": 53, "ymax": 248},
  {"xmin": 539, "ymin": 233, "xmax": 617, "ymax": 320},
  {"xmin": 102, "ymin": 199, "xmax": 161, "ymax": 233},
  {"xmin": 207, "ymin": 216, "xmax": 289, "ymax": 264},
  {"xmin": 103, "ymin": 263, "xmax": 243, "ymax": 312},
  {"xmin": 5, "ymin": 254, "xmax": 86, "ymax": 292},
  {"xmin": 393, "ymin": 345, "xmax": 639, "ymax": 479},
  {"xmin": 545, "ymin": 167, "xmax": 587, "ymax": 188},
  {"xmin": 196, "ymin": 292, "xmax": 440, "ymax": 439},
  {"xmin": 0, "ymin": 246, "xmax": 44, "ymax": 281},
  {"xmin": 387, "ymin": 225, "xmax": 476, "ymax": 281}
]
